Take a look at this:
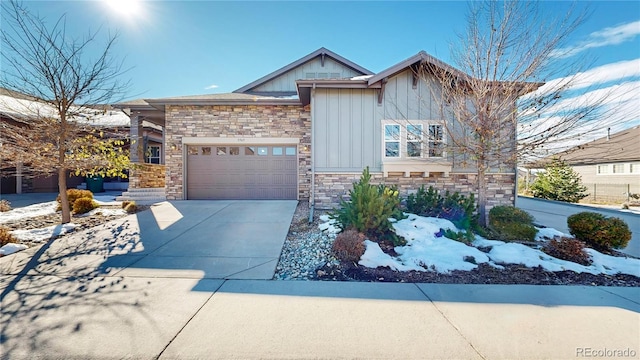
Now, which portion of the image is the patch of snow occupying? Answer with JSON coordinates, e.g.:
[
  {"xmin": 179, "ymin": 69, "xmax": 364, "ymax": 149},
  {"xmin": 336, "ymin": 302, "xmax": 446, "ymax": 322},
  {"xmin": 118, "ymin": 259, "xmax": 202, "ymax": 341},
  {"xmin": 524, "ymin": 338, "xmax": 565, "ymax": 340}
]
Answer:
[
  {"xmin": 359, "ymin": 240, "xmax": 424, "ymax": 272},
  {"xmin": 392, "ymin": 214, "xmax": 457, "ymax": 241},
  {"xmin": 319, "ymin": 212, "xmax": 640, "ymax": 277},
  {"xmin": 535, "ymin": 227, "xmax": 569, "ymax": 241},
  {"xmin": 487, "ymin": 242, "xmax": 593, "ymax": 274},
  {"xmin": 75, "ymin": 207, "xmax": 127, "ymax": 218},
  {"xmin": 358, "ymin": 215, "xmax": 492, "ymax": 273},
  {"xmin": 318, "ymin": 214, "xmax": 341, "ymax": 234},
  {"xmin": 92, "ymin": 195, "xmax": 122, "ymax": 206},
  {"xmin": 586, "ymin": 249, "xmax": 640, "ymax": 277},
  {"xmin": 0, "ymin": 201, "xmax": 57, "ymax": 224},
  {"xmin": 350, "ymin": 75, "xmax": 374, "ymax": 81},
  {"xmin": 0, "ymin": 243, "xmax": 28, "ymax": 256},
  {"xmin": 473, "ymin": 238, "xmax": 506, "ymax": 248},
  {"xmin": 11, "ymin": 223, "xmax": 77, "ymax": 243}
]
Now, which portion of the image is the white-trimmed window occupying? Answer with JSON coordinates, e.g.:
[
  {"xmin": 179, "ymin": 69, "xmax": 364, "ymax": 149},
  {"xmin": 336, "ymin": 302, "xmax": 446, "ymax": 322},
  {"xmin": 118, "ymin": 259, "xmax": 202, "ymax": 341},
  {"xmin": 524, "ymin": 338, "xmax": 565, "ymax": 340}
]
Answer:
[
  {"xmin": 428, "ymin": 124, "xmax": 444, "ymax": 157},
  {"xmin": 597, "ymin": 165, "xmax": 608, "ymax": 174},
  {"xmin": 631, "ymin": 163, "xmax": 640, "ymax": 174},
  {"xmin": 384, "ymin": 124, "xmax": 401, "ymax": 157},
  {"xmin": 613, "ymin": 164, "xmax": 625, "ymax": 174},
  {"xmin": 146, "ymin": 145, "xmax": 161, "ymax": 164},
  {"xmin": 407, "ymin": 124, "xmax": 422, "ymax": 157},
  {"xmin": 383, "ymin": 121, "xmax": 444, "ymax": 159}
]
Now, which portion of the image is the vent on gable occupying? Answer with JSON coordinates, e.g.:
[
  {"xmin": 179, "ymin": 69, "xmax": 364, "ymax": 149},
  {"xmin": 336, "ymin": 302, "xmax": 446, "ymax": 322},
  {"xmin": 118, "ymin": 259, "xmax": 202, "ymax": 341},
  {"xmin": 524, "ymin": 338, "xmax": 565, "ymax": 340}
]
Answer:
[
  {"xmin": 305, "ymin": 73, "xmax": 316, "ymax": 79},
  {"xmin": 317, "ymin": 72, "xmax": 328, "ymax": 79},
  {"xmin": 330, "ymin": 72, "xmax": 341, "ymax": 78}
]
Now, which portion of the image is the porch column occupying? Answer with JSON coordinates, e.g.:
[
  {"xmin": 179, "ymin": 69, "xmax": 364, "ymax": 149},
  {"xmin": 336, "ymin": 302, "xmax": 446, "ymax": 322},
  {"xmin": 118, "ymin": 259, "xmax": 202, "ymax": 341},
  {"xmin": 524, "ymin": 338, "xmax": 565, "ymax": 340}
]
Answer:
[{"xmin": 130, "ymin": 115, "xmax": 144, "ymax": 163}]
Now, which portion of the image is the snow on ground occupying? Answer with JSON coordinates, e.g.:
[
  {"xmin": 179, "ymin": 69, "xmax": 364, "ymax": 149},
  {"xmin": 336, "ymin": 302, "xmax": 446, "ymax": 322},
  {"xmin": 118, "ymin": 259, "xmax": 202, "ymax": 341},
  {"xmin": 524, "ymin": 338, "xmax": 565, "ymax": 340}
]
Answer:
[
  {"xmin": 390, "ymin": 214, "xmax": 494, "ymax": 272},
  {"xmin": 535, "ymin": 227, "xmax": 569, "ymax": 241},
  {"xmin": 11, "ymin": 223, "xmax": 77, "ymax": 243},
  {"xmin": 76, "ymin": 207, "xmax": 127, "ymax": 218},
  {"xmin": 322, "ymin": 213, "xmax": 640, "ymax": 277},
  {"xmin": 0, "ymin": 243, "xmax": 28, "ymax": 256},
  {"xmin": 93, "ymin": 194, "xmax": 122, "ymax": 206},
  {"xmin": 0, "ymin": 201, "xmax": 57, "ymax": 224}
]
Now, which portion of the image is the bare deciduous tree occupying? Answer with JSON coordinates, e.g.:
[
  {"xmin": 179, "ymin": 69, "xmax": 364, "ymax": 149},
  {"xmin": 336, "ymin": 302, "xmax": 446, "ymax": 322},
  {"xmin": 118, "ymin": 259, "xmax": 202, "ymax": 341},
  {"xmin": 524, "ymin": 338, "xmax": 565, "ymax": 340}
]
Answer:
[
  {"xmin": 419, "ymin": 1, "xmax": 634, "ymax": 225},
  {"xmin": 0, "ymin": 0, "xmax": 130, "ymax": 223}
]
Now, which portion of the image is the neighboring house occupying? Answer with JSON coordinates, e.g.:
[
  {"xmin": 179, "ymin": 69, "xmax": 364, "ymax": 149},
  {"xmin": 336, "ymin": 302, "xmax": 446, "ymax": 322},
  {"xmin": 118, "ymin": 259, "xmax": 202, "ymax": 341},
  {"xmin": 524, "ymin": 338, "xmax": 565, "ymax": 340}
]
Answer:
[
  {"xmin": 117, "ymin": 48, "xmax": 522, "ymax": 208},
  {"xmin": 0, "ymin": 88, "xmax": 134, "ymax": 194},
  {"xmin": 533, "ymin": 126, "xmax": 640, "ymax": 201}
]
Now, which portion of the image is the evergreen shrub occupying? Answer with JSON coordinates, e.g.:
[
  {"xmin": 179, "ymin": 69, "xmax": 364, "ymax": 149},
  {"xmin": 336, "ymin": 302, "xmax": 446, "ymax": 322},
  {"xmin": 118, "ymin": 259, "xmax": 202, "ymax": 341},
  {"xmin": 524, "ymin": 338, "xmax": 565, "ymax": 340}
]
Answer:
[
  {"xmin": 488, "ymin": 205, "xmax": 537, "ymax": 241},
  {"xmin": 567, "ymin": 212, "xmax": 631, "ymax": 250},
  {"xmin": 330, "ymin": 167, "xmax": 406, "ymax": 246}
]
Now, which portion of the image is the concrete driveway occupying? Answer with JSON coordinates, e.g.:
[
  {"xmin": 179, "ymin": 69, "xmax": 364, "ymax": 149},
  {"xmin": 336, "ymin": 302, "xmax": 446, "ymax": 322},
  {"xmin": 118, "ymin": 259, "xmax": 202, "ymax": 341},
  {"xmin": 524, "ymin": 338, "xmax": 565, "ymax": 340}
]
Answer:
[{"xmin": 0, "ymin": 200, "xmax": 298, "ymax": 280}]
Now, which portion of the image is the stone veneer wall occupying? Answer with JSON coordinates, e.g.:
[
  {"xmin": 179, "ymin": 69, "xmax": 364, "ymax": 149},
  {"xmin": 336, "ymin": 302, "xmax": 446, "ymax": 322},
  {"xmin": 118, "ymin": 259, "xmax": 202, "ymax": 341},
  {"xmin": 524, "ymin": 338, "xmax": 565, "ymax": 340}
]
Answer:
[
  {"xmin": 129, "ymin": 164, "xmax": 166, "ymax": 189},
  {"xmin": 164, "ymin": 105, "xmax": 311, "ymax": 200},
  {"xmin": 313, "ymin": 172, "xmax": 515, "ymax": 210}
]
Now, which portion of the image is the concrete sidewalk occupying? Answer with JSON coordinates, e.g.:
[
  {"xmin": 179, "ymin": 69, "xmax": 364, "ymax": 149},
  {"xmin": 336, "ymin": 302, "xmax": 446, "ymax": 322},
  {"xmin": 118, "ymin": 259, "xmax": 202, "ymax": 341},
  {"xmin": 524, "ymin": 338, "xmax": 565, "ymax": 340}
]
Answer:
[{"xmin": 1, "ymin": 277, "xmax": 638, "ymax": 360}]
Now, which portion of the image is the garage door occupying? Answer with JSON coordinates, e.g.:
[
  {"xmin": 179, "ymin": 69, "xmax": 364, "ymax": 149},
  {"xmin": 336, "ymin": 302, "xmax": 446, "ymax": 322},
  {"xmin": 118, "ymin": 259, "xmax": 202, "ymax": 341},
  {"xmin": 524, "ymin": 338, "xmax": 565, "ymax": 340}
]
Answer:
[{"xmin": 187, "ymin": 145, "xmax": 297, "ymax": 200}]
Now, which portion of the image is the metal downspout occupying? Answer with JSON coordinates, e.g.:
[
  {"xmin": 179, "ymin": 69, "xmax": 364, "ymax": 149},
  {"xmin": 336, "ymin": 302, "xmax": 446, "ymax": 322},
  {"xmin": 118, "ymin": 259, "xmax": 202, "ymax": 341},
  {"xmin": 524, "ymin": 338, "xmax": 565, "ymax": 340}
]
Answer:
[{"xmin": 309, "ymin": 83, "xmax": 316, "ymax": 223}]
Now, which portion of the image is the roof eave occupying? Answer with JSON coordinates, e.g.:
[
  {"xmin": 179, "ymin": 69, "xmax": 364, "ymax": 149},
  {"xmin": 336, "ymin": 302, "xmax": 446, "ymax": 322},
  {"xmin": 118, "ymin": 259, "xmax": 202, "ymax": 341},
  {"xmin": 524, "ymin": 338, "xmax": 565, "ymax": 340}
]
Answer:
[{"xmin": 234, "ymin": 47, "xmax": 373, "ymax": 94}]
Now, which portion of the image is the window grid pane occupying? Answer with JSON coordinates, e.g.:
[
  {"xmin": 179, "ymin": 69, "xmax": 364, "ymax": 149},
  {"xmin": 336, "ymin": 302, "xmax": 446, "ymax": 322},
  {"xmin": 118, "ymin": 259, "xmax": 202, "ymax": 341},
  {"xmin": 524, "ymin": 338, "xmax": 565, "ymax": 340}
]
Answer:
[
  {"xmin": 385, "ymin": 124, "xmax": 401, "ymax": 158},
  {"xmin": 407, "ymin": 124, "xmax": 422, "ymax": 157},
  {"xmin": 428, "ymin": 125, "xmax": 443, "ymax": 157}
]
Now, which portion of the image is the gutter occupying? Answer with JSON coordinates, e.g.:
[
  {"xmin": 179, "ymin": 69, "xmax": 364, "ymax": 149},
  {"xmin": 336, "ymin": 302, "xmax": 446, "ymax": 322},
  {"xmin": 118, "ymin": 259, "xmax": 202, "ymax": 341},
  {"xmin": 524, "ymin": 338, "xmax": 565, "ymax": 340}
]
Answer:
[{"xmin": 309, "ymin": 83, "xmax": 316, "ymax": 224}]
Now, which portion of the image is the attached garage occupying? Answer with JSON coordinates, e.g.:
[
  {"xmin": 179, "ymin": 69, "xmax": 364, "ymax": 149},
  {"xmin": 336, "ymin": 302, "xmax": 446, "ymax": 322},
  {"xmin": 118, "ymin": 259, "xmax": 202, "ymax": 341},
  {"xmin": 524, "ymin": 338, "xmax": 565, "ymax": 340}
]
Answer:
[{"xmin": 186, "ymin": 144, "xmax": 298, "ymax": 200}]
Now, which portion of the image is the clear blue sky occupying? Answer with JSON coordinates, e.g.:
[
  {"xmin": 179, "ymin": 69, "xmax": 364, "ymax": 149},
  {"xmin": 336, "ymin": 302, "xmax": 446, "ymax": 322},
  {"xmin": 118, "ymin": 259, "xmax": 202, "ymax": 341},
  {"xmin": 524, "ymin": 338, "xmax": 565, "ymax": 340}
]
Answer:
[{"xmin": 12, "ymin": 1, "xmax": 640, "ymax": 102}]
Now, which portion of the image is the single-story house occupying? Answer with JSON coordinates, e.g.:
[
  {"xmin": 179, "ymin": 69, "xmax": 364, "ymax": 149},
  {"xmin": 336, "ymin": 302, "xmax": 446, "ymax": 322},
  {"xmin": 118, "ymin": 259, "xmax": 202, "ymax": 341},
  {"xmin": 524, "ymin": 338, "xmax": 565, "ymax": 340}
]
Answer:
[
  {"xmin": 531, "ymin": 126, "xmax": 640, "ymax": 202},
  {"xmin": 0, "ymin": 88, "xmax": 151, "ymax": 194},
  {"xmin": 117, "ymin": 48, "xmax": 522, "ymax": 209}
]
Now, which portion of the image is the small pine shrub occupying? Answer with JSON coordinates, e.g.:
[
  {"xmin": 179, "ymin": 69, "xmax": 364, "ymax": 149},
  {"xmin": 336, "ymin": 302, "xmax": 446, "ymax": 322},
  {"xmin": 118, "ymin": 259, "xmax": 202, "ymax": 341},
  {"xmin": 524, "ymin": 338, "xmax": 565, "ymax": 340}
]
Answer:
[
  {"xmin": 57, "ymin": 189, "xmax": 93, "ymax": 211},
  {"xmin": 405, "ymin": 185, "xmax": 477, "ymax": 230},
  {"xmin": 0, "ymin": 199, "xmax": 11, "ymax": 212},
  {"xmin": 443, "ymin": 228, "xmax": 475, "ymax": 245},
  {"xmin": 542, "ymin": 237, "xmax": 592, "ymax": 266},
  {"xmin": 72, "ymin": 197, "xmax": 99, "ymax": 214},
  {"xmin": 332, "ymin": 229, "xmax": 366, "ymax": 263},
  {"xmin": 124, "ymin": 202, "xmax": 137, "ymax": 214},
  {"xmin": 0, "ymin": 226, "xmax": 17, "ymax": 246},
  {"xmin": 330, "ymin": 167, "xmax": 406, "ymax": 246},
  {"xmin": 488, "ymin": 205, "xmax": 537, "ymax": 241},
  {"xmin": 567, "ymin": 212, "xmax": 631, "ymax": 250}
]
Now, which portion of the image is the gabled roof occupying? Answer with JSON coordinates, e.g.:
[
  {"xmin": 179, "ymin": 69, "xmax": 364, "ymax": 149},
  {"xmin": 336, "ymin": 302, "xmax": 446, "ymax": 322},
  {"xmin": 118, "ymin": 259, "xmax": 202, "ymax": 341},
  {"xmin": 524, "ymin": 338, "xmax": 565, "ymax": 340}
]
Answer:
[
  {"xmin": 233, "ymin": 47, "xmax": 373, "ymax": 94},
  {"xmin": 366, "ymin": 51, "xmax": 462, "ymax": 86},
  {"xmin": 549, "ymin": 126, "xmax": 640, "ymax": 165}
]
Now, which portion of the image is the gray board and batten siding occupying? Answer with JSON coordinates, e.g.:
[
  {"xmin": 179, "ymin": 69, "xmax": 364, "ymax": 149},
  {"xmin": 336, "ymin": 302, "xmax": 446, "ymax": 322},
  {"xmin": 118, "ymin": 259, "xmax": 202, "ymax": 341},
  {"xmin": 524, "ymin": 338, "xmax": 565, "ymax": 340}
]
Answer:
[
  {"xmin": 251, "ymin": 57, "xmax": 365, "ymax": 95},
  {"xmin": 313, "ymin": 69, "xmax": 458, "ymax": 173}
]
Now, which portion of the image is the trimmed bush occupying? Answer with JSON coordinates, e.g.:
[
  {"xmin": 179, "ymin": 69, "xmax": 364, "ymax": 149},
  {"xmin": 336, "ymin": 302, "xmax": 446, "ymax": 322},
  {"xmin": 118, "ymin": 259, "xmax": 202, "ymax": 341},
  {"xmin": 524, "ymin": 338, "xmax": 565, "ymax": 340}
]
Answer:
[
  {"xmin": 0, "ymin": 199, "xmax": 11, "ymax": 212},
  {"xmin": 443, "ymin": 228, "xmax": 475, "ymax": 245},
  {"xmin": 57, "ymin": 189, "xmax": 93, "ymax": 211},
  {"xmin": 488, "ymin": 205, "xmax": 537, "ymax": 241},
  {"xmin": 124, "ymin": 202, "xmax": 137, "ymax": 214},
  {"xmin": 332, "ymin": 229, "xmax": 366, "ymax": 263},
  {"xmin": 567, "ymin": 212, "xmax": 631, "ymax": 250},
  {"xmin": 330, "ymin": 167, "xmax": 405, "ymax": 246},
  {"xmin": 405, "ymin": 185, "xmax": 477, "ymax": 230},
  {"xmin": 72, "ymin": 197, "xmax": 99, "ymax": 214},
  {"xmin": 0, "ymin": 226, "xmax": 17, "ymax": 246},
  {"xmin": 542, "ymin": 237, "xmax": 592, "ymax": 266}
]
